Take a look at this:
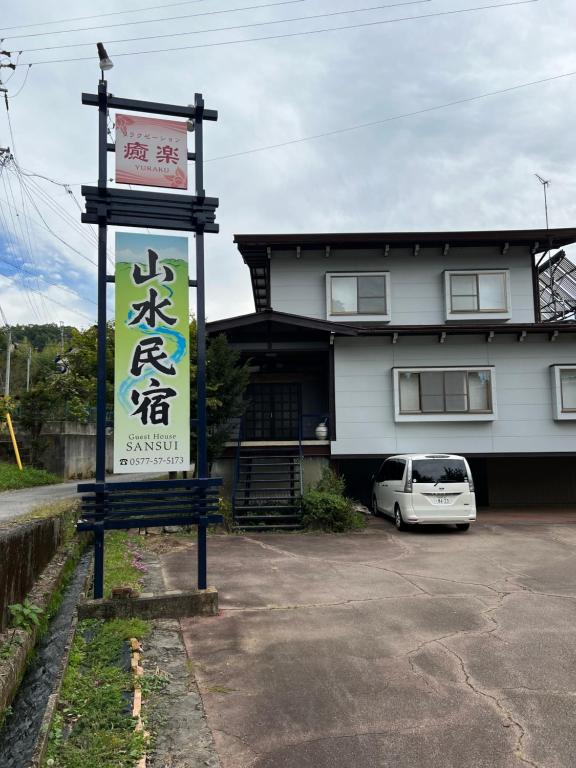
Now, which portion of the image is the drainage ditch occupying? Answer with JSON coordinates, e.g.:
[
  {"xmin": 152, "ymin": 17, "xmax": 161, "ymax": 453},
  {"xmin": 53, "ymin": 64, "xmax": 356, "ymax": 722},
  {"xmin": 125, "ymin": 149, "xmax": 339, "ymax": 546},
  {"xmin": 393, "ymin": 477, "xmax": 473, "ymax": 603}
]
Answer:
[{"xmin": 0, "ymin": 549, "xmax": 92, "ymax": 768}]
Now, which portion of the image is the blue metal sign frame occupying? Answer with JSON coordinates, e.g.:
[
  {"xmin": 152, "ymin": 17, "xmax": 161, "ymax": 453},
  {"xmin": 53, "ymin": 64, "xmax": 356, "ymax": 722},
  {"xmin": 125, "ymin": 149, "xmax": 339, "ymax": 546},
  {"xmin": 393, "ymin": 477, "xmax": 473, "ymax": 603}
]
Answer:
[{"xmin": 78, "ymin": 79, "xmax": 221, "ymax": 598}]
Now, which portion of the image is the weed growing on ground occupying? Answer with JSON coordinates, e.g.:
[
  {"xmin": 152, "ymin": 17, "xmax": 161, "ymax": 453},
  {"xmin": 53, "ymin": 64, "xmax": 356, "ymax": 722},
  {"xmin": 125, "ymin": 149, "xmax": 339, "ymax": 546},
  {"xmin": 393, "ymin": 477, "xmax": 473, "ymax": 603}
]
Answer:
[
  {"xmin": 0, "ymin": 500, "xmax": 80, "ymax": 531},
  {"xmin": 0, "ymin": 462, "xmax": 61, "ymax": 491},
  {"xmin": 103, "ymin": 532, "xmax": 146, "ymax": 598},
  {"xmin": 43, "ymin": 618, "xmax": 151, "ymax": 768},
  {"xmin": 139, "ymin": 671, "xmax": 170, "ymax": 697},
  {"xmin": 0, "ymin": 599, "xmax": 44, "ymax": 660}
]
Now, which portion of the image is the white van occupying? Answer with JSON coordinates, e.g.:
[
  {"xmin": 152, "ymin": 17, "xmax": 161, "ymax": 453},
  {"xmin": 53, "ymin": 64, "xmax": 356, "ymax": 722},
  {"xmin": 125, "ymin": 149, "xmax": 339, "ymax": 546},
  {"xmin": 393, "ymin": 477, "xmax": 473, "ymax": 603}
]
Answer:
[{"xmin": 372, "ymin": 454, "xmax": 476, "ymax": 531}]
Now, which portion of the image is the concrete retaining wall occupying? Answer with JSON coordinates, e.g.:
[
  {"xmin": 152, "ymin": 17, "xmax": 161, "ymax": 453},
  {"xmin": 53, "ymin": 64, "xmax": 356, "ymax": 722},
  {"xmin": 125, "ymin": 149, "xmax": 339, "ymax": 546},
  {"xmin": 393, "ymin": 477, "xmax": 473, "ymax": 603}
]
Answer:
[
  {"xmin": 0, "ymin": 422, "xmax": 113, "ymax": 479},
  {"xmin": 0, "ymin": 508, "xmax": 77, "ymax": 631}
]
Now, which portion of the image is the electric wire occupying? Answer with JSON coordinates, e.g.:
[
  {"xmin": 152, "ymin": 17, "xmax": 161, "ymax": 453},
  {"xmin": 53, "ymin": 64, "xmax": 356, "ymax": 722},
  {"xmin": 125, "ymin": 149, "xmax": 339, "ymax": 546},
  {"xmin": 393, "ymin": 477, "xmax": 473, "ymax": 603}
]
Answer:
[
  {"xmin": 7, "ymin": 65, "xmax": 32, "ymax": 98},
  {"xmin": 6, "ymin": 161, "xmax": 49, "ymax": 321},
  {"xmin": 11, "ymin": 166, "xmax": 114, "ymax": 269},
  {"xmin": 22, "ymin": 66, "xmax": 576, "ymax": 186},
  {"xmin": 206, "ymin": 68, "xmax": 576, "ymax": 161},
  {"xmin": 3, "ymin": 0, "xmax": 313, "ymax": 41},
  {"xmin": 16, "ymin": 165, "xmax": 114, "ymax": 266},
  {"xmin": 0, "ymin": 252, "xmax": 97, "ymax": 306},
  {"xmin": 0, "ymin": 162, "xmax": 44, "ymax": 320},
  {"xmin": 1, "ymin": 189, "xmax": 98, "ymax": 268},
  {"xmin": 0, "ymin": 270, "xmax": 95, "ymax": 323},
  {"xmin": 3, "ymin": 105, "xmax": 50, "ymax": 319},
  {"xmin": 11, "ymin": 167, "xmax": 100, "ymax": 251},
  {"xmin": 19, "ymin": 0, "xmax": 541, "ymax": 66},
  {"xmin": 19, "ymin": 0, "xmax": 431, "ymax": 53},
  {"xmin": 0, "ymin": 169, "xmax": 41, "ymax": 319},
  {"xmin": 0, "ymin": 0, "xmax": 207, "ymax": 32}
]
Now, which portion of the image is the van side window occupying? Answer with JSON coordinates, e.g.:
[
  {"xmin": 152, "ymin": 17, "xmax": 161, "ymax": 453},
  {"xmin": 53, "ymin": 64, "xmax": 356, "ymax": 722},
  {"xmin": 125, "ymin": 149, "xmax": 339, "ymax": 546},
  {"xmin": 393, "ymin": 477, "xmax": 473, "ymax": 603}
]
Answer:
[
  {"xmin": 376, "ymin": 461, "xmax": 387, "ymax": 482},
  {"xmin": 390, "ymin": 460, "xmax": 405, "ymax": 481}
]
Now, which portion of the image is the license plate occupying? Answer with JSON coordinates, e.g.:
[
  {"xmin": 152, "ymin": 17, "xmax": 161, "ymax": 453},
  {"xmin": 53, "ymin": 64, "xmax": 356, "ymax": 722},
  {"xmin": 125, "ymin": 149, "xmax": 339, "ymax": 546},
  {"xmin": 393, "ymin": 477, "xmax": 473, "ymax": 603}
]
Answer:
[{"xmin": 432, "ymin": 496, "xmax": 451, "ymax": 505}]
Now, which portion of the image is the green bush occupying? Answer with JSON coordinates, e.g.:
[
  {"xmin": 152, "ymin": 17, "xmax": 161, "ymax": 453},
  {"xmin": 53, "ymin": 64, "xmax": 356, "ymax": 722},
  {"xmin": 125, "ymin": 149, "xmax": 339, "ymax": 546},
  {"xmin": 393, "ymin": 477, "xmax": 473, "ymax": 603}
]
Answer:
[
  {"xmin": 302, "ymin": 489, "xmax": 364, "ymax": 533},
  {"xmin": 218, "ymin": 496, "xmax": 233, "ymax": 532},
  {"xmin": 315, "ymin": 466, "xmax": 346, "ymax": 496}
]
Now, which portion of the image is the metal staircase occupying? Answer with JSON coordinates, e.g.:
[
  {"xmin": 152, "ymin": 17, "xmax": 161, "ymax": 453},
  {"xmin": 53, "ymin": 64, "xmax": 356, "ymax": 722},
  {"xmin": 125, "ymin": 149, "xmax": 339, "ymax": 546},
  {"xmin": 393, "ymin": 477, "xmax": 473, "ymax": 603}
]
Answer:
[{"xmin": 232, "ymin": 447, "xmax": 303, "ymax": 532}]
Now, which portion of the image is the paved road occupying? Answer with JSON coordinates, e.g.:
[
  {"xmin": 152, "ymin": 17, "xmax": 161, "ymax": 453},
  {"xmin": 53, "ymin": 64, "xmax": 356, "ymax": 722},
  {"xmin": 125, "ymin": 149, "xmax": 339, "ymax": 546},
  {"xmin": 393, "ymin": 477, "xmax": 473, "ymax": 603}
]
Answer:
[
  {"xmin": 0, "ymin": 473, "xmax": 163, "ymax": 524},
  {"xmin": 160, "ymin": 516, "xmax": 576, "ymax": 768}
]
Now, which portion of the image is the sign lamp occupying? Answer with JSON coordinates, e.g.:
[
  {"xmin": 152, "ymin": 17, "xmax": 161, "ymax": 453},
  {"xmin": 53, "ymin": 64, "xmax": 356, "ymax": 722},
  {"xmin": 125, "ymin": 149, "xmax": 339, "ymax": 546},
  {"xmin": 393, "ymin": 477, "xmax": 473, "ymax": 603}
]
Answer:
[{"xmin": 96, "ymin": 43, "xmax": 114, "ymax": 72}]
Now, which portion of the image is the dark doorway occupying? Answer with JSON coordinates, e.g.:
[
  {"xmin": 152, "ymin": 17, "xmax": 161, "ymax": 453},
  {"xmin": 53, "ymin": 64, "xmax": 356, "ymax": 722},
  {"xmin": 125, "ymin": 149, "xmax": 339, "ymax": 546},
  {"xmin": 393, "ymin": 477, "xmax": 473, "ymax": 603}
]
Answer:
[{"xmin": 244, "ymin": 383, "xmax": 301, "ymax": 441}]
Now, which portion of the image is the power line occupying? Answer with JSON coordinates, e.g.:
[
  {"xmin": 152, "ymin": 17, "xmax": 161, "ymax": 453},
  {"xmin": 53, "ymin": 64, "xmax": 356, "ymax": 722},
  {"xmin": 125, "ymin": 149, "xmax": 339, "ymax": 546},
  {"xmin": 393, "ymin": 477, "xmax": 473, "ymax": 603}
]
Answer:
[
  {"xmin": 11, "ymin": 66, "xmax": 575, "ymax": 186},
  {"xmin": 19, "ymin": 0, "xmax": 431, "ymax": 53},
  {"xmin": 10, "ymin": 164, "xmax": 114, "ymax": 271},
  {"xmin": 14, "ymin": 165, "xmax": 114, "ymax": 265},
  {"xmin": 19, "ymin": 0, "xmax": 541, "ymax": 66},
  {"xmin": 9, "ymin": 165, "xmax": 101, "ymax": 252},
  {"xmin": 7, "ymin": 65, "xmax": 32, "ymax": 98},
  {"xmin": 0, "ymin": 0, "xmax": 207, "ymax": 33},
  {"xmin": 0, "ymin": 270, "xmax": 95, "ymax": 323},
  {"xmin": 0, "ymin": 167, "xmax": 41, "ymax": 319},
  {"xmin": 3, "ymin": 104, "xmax": 51, "ymax": 320},
  {"xmin": 206, "ymin": 68, "xmax": 576, "ymax": 161},
  {"xmin": 5, "ymin": 133, "xmax": 50, "ymax": 321},
  {"xmin": 3, "ymin": 0, "xmax": 311, "ymax": 41},
  {"xmin": 0, "ymin": 251, "xmax": 97, "ymax": 306},
  {"xmin": 0, "ymin": 190, "xmax": 98, "ymax": 267},
  {"xmin": 0, "ymin": 156, "xmax": 45, "ymax": 320}
]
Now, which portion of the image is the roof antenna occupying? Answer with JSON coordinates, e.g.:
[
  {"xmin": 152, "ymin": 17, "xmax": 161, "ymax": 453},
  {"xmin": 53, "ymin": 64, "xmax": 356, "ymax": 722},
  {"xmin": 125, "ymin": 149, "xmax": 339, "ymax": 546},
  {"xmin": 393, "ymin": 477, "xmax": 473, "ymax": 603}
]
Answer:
[{"xmin": 534, "ymin": 174, "xmax": 550, "ymax": 231}]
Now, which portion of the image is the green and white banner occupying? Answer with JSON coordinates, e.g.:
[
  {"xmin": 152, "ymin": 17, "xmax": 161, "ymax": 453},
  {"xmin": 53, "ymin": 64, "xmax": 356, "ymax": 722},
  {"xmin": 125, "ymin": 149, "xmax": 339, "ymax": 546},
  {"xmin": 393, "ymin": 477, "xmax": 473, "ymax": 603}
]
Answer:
[{"xmin": 114, "ymin": 232, "xmax": 190, "ymax": 473}]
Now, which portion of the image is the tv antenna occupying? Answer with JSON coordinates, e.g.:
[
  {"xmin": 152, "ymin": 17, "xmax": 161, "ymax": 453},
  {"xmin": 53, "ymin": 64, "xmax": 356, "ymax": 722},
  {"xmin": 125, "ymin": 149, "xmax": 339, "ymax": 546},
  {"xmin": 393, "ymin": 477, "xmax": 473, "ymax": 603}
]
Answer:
[{"xmin": 535, "ymin": 174, "xmax": 551, "ymax": 231}]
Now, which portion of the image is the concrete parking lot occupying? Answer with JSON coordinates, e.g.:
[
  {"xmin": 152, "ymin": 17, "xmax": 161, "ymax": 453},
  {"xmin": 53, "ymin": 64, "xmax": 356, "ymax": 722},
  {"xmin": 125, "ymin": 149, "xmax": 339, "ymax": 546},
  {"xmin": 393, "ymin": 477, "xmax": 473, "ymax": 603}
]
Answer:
[{"xmin": 161, "ymin": 516, "xmax": 576, "ymax": 768}]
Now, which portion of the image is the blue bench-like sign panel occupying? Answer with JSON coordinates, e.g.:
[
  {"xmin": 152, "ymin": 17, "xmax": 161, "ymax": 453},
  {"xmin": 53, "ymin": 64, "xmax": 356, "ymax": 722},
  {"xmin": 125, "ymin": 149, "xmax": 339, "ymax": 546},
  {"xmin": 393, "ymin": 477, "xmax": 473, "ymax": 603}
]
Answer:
[{"xmin": 77, "ymin": 477, "xmax": 224, "ymax": 532}]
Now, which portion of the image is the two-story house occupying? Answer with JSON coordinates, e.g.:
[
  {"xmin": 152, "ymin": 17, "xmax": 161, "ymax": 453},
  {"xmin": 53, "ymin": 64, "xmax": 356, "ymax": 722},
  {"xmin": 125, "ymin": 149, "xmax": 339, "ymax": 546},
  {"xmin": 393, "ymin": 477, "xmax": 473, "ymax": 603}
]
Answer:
[{"xmin": 208, "ymin": 229, "xmax": 576, "ymax": 528}]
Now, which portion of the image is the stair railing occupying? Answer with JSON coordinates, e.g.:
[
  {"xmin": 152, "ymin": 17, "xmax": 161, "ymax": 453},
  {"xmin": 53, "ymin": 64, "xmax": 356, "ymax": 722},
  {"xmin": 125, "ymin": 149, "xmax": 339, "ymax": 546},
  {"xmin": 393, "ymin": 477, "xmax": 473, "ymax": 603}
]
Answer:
[
  {"xmin": 231, "ymin": 416, "xmax": 243, "ymax": 523},
  {"xmin": 298, "ymin": 413, "xmax": 304, "ymax": 499}
]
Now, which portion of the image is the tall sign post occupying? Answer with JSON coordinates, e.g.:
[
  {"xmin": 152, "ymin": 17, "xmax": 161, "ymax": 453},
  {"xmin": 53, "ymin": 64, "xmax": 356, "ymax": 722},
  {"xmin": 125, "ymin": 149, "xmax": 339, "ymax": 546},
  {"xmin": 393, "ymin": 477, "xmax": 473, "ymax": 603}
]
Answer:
[{"xmin": 77, "ymin": 77, "xmax": 222, "ymax": 598}]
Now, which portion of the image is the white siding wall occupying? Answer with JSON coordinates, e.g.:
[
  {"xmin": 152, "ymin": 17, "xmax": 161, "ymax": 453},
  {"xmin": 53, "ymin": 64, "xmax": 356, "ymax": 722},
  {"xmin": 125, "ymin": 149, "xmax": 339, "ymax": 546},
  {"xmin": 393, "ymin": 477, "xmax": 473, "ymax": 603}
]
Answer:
[
  {"xmin": 269, "ymin": 246, "xmax": 535, "ymax": 324},
  {"xmin": 332, "ymin": 335, "xmax": 576, "ymax": 455}
]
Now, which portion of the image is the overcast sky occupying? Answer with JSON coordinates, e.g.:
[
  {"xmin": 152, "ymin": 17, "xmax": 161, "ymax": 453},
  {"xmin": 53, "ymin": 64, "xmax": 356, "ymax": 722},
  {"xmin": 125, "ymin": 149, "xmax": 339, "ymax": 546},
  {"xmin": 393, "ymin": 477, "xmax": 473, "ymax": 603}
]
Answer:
[{"xmin": 0, "ymin": 0, "xmax": 574, "ymax": 328}]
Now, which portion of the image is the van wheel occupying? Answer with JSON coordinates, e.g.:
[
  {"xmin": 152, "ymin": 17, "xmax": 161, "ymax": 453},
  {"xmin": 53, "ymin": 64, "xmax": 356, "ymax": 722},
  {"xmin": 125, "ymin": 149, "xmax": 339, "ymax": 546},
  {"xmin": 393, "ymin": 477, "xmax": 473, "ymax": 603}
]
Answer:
[
  {"xmin": 394, "ymin": 505, "xmax": 407, "ymax": 532},
  {"xmin": 456, "ymin": 523, "xmax": 470, "ymax": 532},
  {"xmin": 372, "ymin": 496, "xmax": 379, "ymax": 516}
]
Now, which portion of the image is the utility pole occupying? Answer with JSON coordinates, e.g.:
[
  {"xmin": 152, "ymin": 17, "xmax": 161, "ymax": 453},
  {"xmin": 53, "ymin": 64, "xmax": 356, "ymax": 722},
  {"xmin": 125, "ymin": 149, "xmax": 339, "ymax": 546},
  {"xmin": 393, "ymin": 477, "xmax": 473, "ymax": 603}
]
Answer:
[
  {"xmin": 4, "ymin": 327, "xmax": 11, "ymax": 397},
  {"xmin": 0, "ymin": 304, "xmax": 10, "ymax": 397},
  {"xmin": 26, "ymin": 346, "xmax": 32, "ymax": 391}
]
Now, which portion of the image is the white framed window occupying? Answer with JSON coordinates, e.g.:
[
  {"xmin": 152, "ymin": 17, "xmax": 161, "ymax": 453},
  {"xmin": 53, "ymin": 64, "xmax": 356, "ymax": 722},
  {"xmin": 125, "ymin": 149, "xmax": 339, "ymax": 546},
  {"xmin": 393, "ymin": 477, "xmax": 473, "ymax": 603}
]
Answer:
[
  {"xmin": 444, "ymin": 270, "xmax": 511, "ymax": 321},
  {"xmin": 326, "ymin": 272, "xmax": 391, "ymax": 322},
  {"xmin": 393, "ymin": 367, "xmax": 497, "ymax": 422},
  {"xmin": 550, "ymin": 365, "xmax": 576, "ymax": 420}
]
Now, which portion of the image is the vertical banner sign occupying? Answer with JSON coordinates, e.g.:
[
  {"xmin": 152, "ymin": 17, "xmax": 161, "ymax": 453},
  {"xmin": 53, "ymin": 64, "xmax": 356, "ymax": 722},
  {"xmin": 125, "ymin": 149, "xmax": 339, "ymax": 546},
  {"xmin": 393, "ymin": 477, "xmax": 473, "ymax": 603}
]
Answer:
[
  {"xmin": 115, "ymin": 114, "xmax": 188, "ymax": 189},
  {"xmin": 114, "ymin": 232, "xmax": 190, "ymax": 473}
]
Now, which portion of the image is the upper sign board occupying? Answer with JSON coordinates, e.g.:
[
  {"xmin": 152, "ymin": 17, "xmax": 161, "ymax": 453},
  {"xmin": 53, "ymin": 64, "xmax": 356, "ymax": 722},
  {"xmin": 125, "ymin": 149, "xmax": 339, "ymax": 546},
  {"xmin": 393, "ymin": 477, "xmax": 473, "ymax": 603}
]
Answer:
[{"xmin": 116, "ymin": 114, "xmax": 188, "ymax": 189}]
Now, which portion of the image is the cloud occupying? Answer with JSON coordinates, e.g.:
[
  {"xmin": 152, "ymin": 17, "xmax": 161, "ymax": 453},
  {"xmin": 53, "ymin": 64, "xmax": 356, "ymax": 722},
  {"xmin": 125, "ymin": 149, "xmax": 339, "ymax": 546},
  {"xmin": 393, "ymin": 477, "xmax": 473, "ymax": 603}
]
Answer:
[{"xmin": 0, "ymin": 0, "xmax": 574, "ymax": 325}]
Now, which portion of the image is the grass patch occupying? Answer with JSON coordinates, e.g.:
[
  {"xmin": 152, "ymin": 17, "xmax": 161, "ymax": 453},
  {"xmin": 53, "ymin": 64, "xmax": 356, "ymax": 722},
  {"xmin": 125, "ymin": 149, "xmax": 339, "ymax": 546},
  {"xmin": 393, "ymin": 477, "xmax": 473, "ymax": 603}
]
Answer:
[
  {"xmin": 103, "ymin": 532, "xmax": 147, "ymax": 598},
  {"xmin": 0, "ymin": 462, "xmax": 61, "ymax": 491},
  {"xmin": 43, "ymin": 618, "xmax": 151, "ymax": 768},
  {"xmin": 0, "ymin": 499, "xmax": 80, "ymax": 532}
]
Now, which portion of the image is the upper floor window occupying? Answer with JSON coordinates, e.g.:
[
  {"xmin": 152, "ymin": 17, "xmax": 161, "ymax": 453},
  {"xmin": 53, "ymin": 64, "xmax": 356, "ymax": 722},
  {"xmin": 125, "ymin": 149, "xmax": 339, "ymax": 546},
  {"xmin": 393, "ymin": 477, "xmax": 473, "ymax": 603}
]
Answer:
[
  {"xmin": 326, "ymin": 272, "xmax": 390, "ymax": 322},
  {"xmin": 444, "ymin": 270, "xmax": 511, "ymax": 321},
  {"xmin": 550, "ymin": 365, "xmax": 576, "ymax": 420},
  {"xmin": 393, "ymin": 367, "xmax": 496, "ymax": 422}
]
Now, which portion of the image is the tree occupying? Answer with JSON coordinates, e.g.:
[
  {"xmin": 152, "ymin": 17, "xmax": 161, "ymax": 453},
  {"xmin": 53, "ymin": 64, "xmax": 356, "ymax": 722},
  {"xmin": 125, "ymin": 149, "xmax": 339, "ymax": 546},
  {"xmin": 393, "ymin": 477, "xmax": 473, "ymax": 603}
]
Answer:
[
  {"xmin": 190, "ymin": 320, "xmax": 250, "ymax": 465},
  {"xmin": 15, "ymin": 319, "xmax": 249, "ymax": 468}
]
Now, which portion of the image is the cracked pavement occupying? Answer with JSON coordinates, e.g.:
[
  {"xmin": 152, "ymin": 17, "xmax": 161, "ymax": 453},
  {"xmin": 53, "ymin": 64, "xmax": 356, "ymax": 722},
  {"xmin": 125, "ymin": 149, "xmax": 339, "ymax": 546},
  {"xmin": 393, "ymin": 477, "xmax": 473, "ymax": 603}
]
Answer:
[{"xmin": 160, "ymin": 517, "xmax": 576, "ymax": 768}]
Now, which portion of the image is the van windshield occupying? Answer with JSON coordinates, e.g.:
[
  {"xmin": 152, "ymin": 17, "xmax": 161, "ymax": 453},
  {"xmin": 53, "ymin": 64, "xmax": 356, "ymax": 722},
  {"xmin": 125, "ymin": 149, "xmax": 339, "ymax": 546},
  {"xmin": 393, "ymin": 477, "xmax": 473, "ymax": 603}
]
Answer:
[{"xmin": 412, "ymin": 459, "xmax": 467, "ymax": 484}]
